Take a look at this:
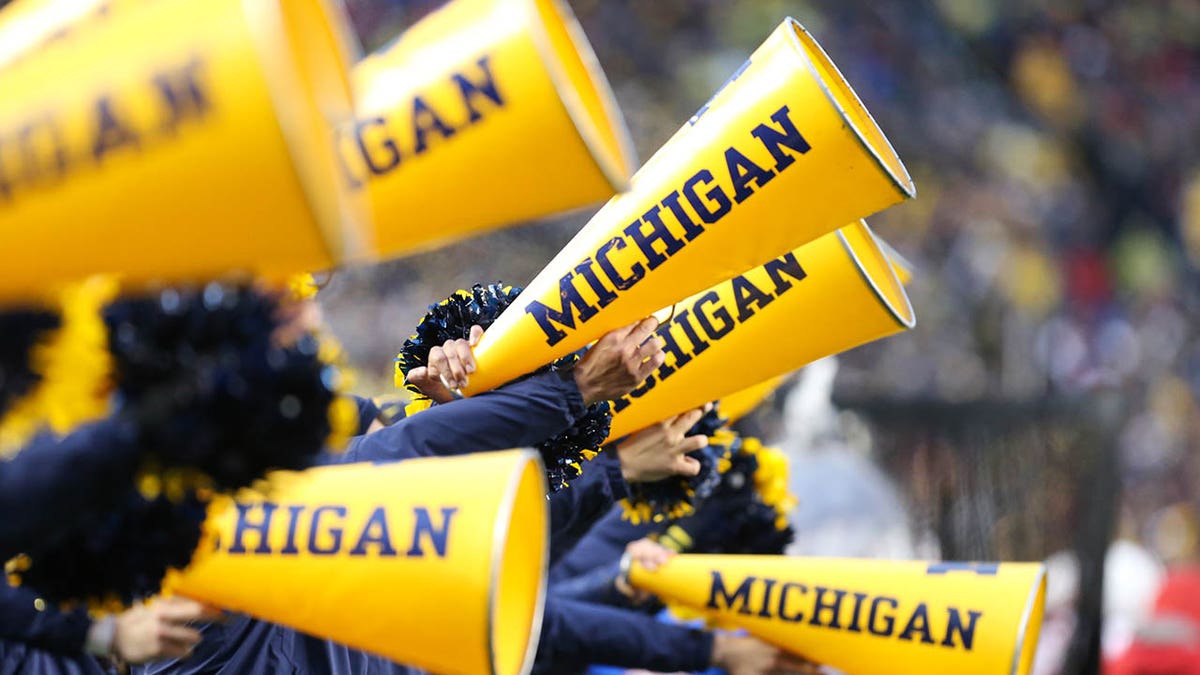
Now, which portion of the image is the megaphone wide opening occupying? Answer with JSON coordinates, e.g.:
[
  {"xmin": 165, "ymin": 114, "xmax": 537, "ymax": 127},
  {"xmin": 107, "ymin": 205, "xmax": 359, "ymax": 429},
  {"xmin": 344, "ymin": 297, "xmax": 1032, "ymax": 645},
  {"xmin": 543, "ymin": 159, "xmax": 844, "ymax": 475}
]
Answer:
[
  {"xmin": 785, "ymin": 19, "xmax": 915, "ymax": 200},
  {"xmin": 250, "ymin": 0, "xmax": 368, "ymax": 264},
  {"xmin": 527, "ymin": 0, "xmax": 637, "ymax": 192},
  {"xmin": 1012, "ymin": 568, "xmax": 1048, "ymax": 675},
  {"xmin": 838, "ymin": 222, "xmax": 916, "ymax": 329},
  {"xmin": 489, "ymin": 453, "xmax": 548, "ymax": 675}
]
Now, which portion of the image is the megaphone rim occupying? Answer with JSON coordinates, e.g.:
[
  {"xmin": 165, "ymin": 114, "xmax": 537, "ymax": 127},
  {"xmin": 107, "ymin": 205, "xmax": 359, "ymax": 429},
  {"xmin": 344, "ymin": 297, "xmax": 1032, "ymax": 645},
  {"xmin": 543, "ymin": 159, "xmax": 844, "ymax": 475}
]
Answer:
[
  {"xmin": 523, "ymin": 0, "xmax": 638, "ymax": 194},
  {"xmin": 838, "ymin": 221, "xmax": 916, "ymax": 330},
  {"xmin": 874, "ymin": 233, "xmax": 917, "ymax": 287},
  {"xmin": 783, "ymin": 17, "xmax": 916, "ymax": 202},
  {"xmin": 243, "ymin": 0, "xmax": 373, "ymax": 266},
  {"xmin": 486, "ymin": 449, "xmax": 549, "ymax": 675},
  {"xmin": 1009, "ymin": 563, "xmax": 1048, "ymax": 675}
]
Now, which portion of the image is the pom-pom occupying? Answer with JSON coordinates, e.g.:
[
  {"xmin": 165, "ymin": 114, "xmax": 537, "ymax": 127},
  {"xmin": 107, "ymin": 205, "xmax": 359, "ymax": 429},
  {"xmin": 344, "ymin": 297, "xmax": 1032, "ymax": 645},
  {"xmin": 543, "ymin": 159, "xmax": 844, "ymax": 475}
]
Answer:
[
  {"xmin": 0, "ymin": 277, "xmax": 116, "ymax": 456},
  {"xmin": 395, "ymin": 283, "xmax": 610, "ymax": 490},
  {"xmin": 668, "ymin": 436, "xmax": 796, "ymax": 555},
  {"xmin": 0, "ymin": 309, "xmax": 59, "ymax": 418},
  {"xmin": 104, "ymin": 284, "xmax": 338, "ymax": 491},
  {"xmin": 11, "ymin": 486, "xmax": 209, "ymax": 607},
  {"xmin": 620, "ymin": 406, "xmax": 733, "ymax": 524}
]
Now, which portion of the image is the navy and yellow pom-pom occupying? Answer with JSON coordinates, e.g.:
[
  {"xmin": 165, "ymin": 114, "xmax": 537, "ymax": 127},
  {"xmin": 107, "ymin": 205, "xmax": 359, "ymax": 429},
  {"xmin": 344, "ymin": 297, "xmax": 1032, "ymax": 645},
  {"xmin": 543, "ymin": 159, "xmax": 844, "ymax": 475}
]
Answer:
[
  {"xmin": 0, "ymin": 309, "xmax": 61, "ymax": 421},
  {"xmin": 620, "ymin": 405, "xmax": 733, "ymax": 524},
  {"xmin": 104, "ymin": 284, "xmax": 337, "ymax": 491},
  {"xmin": 394, "ymin": 282, "xmax": 611, "ymax": 491}
]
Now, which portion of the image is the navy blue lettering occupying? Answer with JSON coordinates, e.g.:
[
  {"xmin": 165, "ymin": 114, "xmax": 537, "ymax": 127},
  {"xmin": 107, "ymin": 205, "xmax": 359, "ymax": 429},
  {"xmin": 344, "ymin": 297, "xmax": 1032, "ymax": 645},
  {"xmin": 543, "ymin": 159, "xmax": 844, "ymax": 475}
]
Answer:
[
  {"xmin": 453, "ymin": 56, "xmax": 504, "ymax": 123},
  {"xmin": 693, "ymin": 292, "xmax": 735, "ymax": 341},
  {"xmin": 349, "ymin": 506, "xmax": 399, "ymax": 557},
  {"xmin": 596, "ymin": 237, "xmax": 644, "ymax": 291},
  {"xmin": 91, "ymin": 97, "xmax": 139, "ymax": 161},
  {"xmin": 809, "ymin": 586, "xmax": 847, "ymax": 628},
  {"xmin": 622, "ymin": 205, "xmax": 685, "ymax": 271},
  {"xmin": 661, "ymin": 190, "xmax": 704, "ymax": 241},
  {"xmin": 847, "ymin": 592, "xmax": 869, "ymax": 633},
  {"xmin": 757, "ymin": 578, "xmax": 777, "ymax": 618},
  {"xmin": 682, "ymin": 169, "xmax": 732, "ymax": 224},
  {"xmin": 356, "ymin": 117, "xmax": 401, "ymax": 175},
  {"xmin": 706, "ymin": 572, "xmax": 755, "ymax": 615},
  {"xmin": 869, "ymin": 596, "xmax": 899, "ymax": 636},
  {"xmin": 524, "ymin": 273, "xmax": 599, "ymax": 346},
  {"xmin": 777, "ymin": 582, "xmax": 807, "ymax": 622},
  {"xmin": 899, "ymin": 603, "xmax": 936, "ymax": 644},
  {"xmin": 724, "ymin": 146, "xmax": 775, "ymax": 203},
  {"xmin": 280, "ymin": 504, "xmax": 305, "ymax": 555},
  {"xmin": 411, "ymin": 96, "xmax": 455, "ymax": 153},
  {"xmin": 229, "ymin": 502, "xmax": 277, "ymax": 554},
  {"xmin": 942, "ymin": 608, "xmax": 983, "ymax": 650},
  {"xmin": 731, "ymin": 275, "xmax": 774, "ymax": 322},
  {"xmin": 763, "ymin": 253, "xmax": 806, "ymax": 295},
  {"xmin": 154, "ymin": 59, "xmax": 209, "ymax": 134},
  {"xmin": 308, "ymin": 505, "xmax": 347, "ymax": 555},
  {"xmin": 750, "ymin": 105, "xmax": 810, "ymax": 172},
  {"xmin": 574, "ymin": 258, "xmax": 618, "ymax": 309},
  {"xmin": 408, "ymin": 506, "xmax": 457, "ymax": 557},
  {"xmin": 653, "ymin": 321, "xmax": 691, "ymax": 380},
  {"xmin": 673, "ymin": 308, "xmax": 710, "ymax": 356}
]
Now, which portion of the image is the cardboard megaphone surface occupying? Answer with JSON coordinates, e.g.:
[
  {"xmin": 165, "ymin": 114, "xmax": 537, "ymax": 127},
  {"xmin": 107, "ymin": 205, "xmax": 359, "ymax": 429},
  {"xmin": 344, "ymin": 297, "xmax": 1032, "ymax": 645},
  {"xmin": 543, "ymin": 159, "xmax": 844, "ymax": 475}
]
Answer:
[
  {"xmin": 629, "ymin": 555, "xmax": 1047, "ymax": 675},
  {"xmin": 717, "ymin": 375, "xmax": 788, "ymax": 425},
  {"xmin": 461, "ymin": 17, "xmax": 915, "ymax": 394},
  {"xmin": 877, "ymin": 234, "xmax": 915, "ymax": 286},
  {"xmin": 605, "ymin": 221, "xmax": 913, "ymax": 440},
  {"xmin": 167, "ymin": 450, "xmax": 548, "ymax": 675},
  {"xmin": 0, "ymin": 0, "xmax": 370, "ymax": 303},
  {"xmin": 0, "ymin": 0, "xmax": 111, "ymax": 71},
  {"xmin": 344, "ymin": 0, "xmax": 636, "ymax": 258}
]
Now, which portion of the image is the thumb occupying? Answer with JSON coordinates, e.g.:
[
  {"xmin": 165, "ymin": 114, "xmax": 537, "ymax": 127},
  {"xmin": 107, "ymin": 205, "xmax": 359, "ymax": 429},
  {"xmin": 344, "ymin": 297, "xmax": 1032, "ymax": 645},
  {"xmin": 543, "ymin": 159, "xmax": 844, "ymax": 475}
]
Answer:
[
  {"xmin": 404, "ymin": 366, "xmax": 428, "ymax": 385},
  {"xmin": 675, "ymin": 454, "xmax": 702, "ymax": 477},
  {"xmin": 469, "ymin": 325, "xmax": 484, "ymax": 347}
]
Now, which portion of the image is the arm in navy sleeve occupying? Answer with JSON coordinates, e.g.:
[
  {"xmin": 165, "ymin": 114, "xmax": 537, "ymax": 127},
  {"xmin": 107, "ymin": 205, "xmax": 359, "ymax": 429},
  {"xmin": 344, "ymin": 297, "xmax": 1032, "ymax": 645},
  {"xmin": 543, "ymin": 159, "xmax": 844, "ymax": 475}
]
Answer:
[
  {"xmin": 547, "ymin": 560, "xmax": 629, "ymax": 607},
  {"xmin": 332, "ymin": 371, "xmax": 587, "ymax": 464},
  {"xmin": 533, "ymin": 598, "xmax": 713, "ymax": 674},
  {"xmin": 550, "ymin": 507, "xmax": 655, "ymax": 584},
  {"xmin": 0, "ymin": 417, "xmax": 141, "ymax": 559},
  {"xmin": 351, "ymin": 395, "xmax": 382, "ymax": 435},
  {"xmin": 0, "ymin": 585, "xmax": 90, "ymax": 655},
  {"xmin": 548, "ymin": 451, "xmax": 628, "ymax": 568}
]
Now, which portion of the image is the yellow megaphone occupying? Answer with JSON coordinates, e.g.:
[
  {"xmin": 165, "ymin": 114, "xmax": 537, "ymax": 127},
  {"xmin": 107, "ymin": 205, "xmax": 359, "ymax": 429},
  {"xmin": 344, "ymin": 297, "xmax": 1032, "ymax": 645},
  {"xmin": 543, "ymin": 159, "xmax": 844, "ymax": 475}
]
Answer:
[
  {"xmin": 0, "ymin": 0, "xmax": 371, "ymax": 303},
  {"xmin": 628, "ymin": 555, "xmax": 1047, "ymax": 675},
  {"xmin": 462, "ymin": 17, "xmax": 915, "ymax": 395},
  {"xmin": 605, "ymin": 221, "xmax": 913, "ymax": 440},
  {"xmin": 718, "ymin": 375, "xmax": 789, "ymax": 425},
  {"xmin": 877, "ymin": 235, "xmax": 915, "ymax": 286},
  {"xmin": 166, "ymin": 450, "xmax": 547, "ymax": 675},
  {"xmin": 0, "ymin": 0, "xmax": 110, "ymax": 71},
  {"xmin": 343, "ymin": 0, "xmax": 636, "ymax": 258}
]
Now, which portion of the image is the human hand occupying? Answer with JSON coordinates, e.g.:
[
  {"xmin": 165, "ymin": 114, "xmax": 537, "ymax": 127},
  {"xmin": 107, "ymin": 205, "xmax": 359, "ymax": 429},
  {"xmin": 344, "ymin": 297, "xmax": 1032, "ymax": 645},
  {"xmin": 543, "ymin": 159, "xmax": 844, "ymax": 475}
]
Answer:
[
  {"xmin": 615, "ymin": 404, "xmax": 712, "ymax": 483},
  {"xmin": 614, "ymin": 538, "xmax": 675, "ymax": 603},
  {"xmin": 711, "ymin": 634, "xmax": 822, "ymax": 675},
  {"xmin": 572, "ymin": 317, "xmax": 665, "ymax": 406},
  {"xmin": 404, "ymin": 325, "xmax": 484, "ymax": 402},
  {"xmin": 112, "ymin": 596, "xmax": 221, "ymax": 664}
]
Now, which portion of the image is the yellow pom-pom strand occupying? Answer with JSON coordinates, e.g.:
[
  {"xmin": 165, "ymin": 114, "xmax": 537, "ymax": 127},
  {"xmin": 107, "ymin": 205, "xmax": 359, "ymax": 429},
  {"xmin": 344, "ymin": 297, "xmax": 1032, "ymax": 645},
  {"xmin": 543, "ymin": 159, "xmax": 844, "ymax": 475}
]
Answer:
[
  {"xmin": 0, "ymin": 277, "xmax": 117, "ymax": 457},
  {"xmin": 313, "ymin": 332, "xmax": 359, "ymax": 453},
  {"xmin": 286, "ymin": 273, "xmax": 321, "ymax": 301},
  {"xmin": 739, "ymin": 436, "xmax": 798, "ymax": 530}
]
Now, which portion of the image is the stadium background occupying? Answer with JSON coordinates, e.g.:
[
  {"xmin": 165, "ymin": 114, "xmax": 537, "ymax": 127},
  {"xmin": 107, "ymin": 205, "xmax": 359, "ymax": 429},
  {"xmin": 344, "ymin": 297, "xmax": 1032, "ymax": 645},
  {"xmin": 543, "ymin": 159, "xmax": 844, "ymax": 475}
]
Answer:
[
  {"xmin": 323, "ymin": 2, "xmax": 1199, "ymax": 672},
  {"xmin": 3, "ymin": 0, "xmax": 1193, "ymax": 672}
]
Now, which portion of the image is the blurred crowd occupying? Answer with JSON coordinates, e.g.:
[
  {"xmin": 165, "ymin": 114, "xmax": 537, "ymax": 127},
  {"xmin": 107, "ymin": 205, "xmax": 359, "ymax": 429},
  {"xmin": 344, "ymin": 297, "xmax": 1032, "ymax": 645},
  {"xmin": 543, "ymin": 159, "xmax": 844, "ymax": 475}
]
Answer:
[{"xmin": 332, "ymin": 0, "xmax": 1200, "ymax": 564}]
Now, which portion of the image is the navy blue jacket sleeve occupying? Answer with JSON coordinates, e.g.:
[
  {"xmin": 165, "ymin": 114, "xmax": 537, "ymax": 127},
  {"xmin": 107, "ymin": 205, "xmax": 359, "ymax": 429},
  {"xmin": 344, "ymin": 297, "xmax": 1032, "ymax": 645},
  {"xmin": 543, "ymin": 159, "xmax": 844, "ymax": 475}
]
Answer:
[
  {"xmin": 351, "ymin": 396, "xmax": 382, "ymax": 435},
  {"xmin": 332, "ymin": 371, "xmax": 587, "ymax": 464},
  {"xmin": 533, "ymin": 598, "xmax": 713, "ymax": 674},
  {"xmin": 0, "ymin": 585, "xmax": 90, "ymax": 656},
  {"xmin": 550, "ymin": 506, "xmax": 655, "ymax": 584},
  {"xmin": 548, "ymin": 452, "xmax": 628, "ymax": 567},
  {"xmin": 0, "ymin": 418, "xmax": 141, "ymax": 559}
]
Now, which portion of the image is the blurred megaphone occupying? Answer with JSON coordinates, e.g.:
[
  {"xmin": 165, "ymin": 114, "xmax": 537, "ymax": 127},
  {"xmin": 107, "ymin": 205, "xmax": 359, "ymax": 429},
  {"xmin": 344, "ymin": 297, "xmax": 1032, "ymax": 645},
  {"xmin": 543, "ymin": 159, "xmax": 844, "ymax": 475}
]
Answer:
[
  {"xmin": 343, "ymin": 0, "xmax": 636, "ymax": 258},
  {"xmin": 628, "ymin": 555, "xmax": 1047, "ymax": 675},
  {"xmin": 717, "ymin": 375, "xmax": 789, "ymax": 425},
  {"xmin": 877, "ymin": 234, "xmax": 915, "ymax": 286},
  {"xmin": 0, "ymin": 0, "xmax": 371, "ymax": 303},
  {"xmin": 0, "ymin": 0, "xmax": 110, "ymax": 71},
  {"xmin": 605, "ymin": 221, "xmax": 913, "ymax": 440},
  {"xmin": 462, "ymin": 17, "xmax": 915, "ymax": 394},
  {"xmin": 167, "ymin": 450, "xmax": 547, "ymax": 675}
]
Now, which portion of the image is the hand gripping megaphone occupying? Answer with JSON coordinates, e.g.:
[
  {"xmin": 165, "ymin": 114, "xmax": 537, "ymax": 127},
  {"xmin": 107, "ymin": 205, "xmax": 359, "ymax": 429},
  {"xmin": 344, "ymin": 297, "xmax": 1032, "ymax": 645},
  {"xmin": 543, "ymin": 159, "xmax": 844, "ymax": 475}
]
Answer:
[
  {"xmin": 343, "ymin": 0, "xmax": 636, "ymax": 258},
  {"xmin": 627, "ymin": 555, "xmax": 1047, "ymax": 675},
  {"xmin": 0, "ymin": 0, "xmax": 371, "ymax": 302},
  {"xmin": 166, "ymin": 450, "xmax": 548, "ymax": 675},
  {"xmin": 605, "ymin": 220, "xmax": 913, "ymax": 440},
  {"xmin": 460, "ymin": 17, "xmax": 915, "ymax": 395}
]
